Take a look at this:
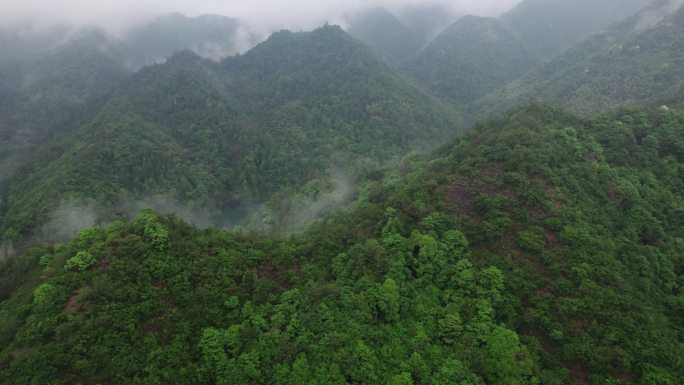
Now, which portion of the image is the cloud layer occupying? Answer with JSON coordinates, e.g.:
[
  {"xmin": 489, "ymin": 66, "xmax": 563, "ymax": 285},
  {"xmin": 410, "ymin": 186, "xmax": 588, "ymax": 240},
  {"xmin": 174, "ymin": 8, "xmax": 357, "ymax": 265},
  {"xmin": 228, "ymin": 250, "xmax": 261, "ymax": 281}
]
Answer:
[{"xmin": 0, "ymin": 0, "xmax": 522, "ymax": 34}]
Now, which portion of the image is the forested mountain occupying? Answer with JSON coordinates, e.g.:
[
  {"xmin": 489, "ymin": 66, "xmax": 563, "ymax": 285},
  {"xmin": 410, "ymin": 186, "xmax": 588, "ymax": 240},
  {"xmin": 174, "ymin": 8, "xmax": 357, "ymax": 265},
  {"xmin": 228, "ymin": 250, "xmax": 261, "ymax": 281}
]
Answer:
[
  {"xmin": 393, "ymin": 4, "xmax": 458, "ymax": 42},
  {"xmin": 0, "ymin": 24, "xmax": 73, "ymax": 64},
  {"xmin": 399, "ymin": 0, "xmax": 660, "ymax": 113},
  {"xmin": 402, "ymin": 15, "xmax": 540, "ymax": 106},
  {"xmin": 0, "ymin": 2, "xmax": 683, "ymax": 384},
  {"xmin": 0, "ymin": 13, "xmax": 256, "ymax": 73},
  {"xmin": 658, "ymin": 83, "xmax": 684, "ymax": 109},
  {"xmin": 121, "ymin": 13, "xmax": 253, "ymax": 68},
  {"xmin": 1, "ymin": 103, "xmax": 681, "ymax": 384},
  {"xmin": 0, "ymin": 12, "xmax": 257, "ymax": 176},
  {"xmin": 474, "ymin": 2, "xmax": 684, "ymax": 119},
  {"xmin": 500, "ymin": 0, "xmax": 651, "ymax": 59},
  {"xmin": 0, "ymin": 25, "xmax": 459, "ymax": 245},
  {"xmin": 0, "ymin": 32, "xmax": 130, "ymax": 180},
  {"xmin": 344, "ymin": 5, "xmax": 461, "ymax": 66},
  {"xmin": 345, "ymin": 8, "xmax": 425, "ymax": 64}
]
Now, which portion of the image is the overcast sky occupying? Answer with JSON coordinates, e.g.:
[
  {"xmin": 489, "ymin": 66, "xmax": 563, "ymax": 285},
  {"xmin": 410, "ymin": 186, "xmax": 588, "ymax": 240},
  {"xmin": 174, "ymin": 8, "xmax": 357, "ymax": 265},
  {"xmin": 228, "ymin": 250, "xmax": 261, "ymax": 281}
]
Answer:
[{"xmin": 0, "ymin": 0, "xmax": 522, "ymax": 34}]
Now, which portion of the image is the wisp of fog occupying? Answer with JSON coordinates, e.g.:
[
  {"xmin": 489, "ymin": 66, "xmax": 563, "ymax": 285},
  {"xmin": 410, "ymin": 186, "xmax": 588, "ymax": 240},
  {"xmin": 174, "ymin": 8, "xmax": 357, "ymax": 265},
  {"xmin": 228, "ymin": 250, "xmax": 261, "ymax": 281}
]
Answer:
[{"xmin": 0, "ymin": 0, "xmax": 521, "ymax": 35}]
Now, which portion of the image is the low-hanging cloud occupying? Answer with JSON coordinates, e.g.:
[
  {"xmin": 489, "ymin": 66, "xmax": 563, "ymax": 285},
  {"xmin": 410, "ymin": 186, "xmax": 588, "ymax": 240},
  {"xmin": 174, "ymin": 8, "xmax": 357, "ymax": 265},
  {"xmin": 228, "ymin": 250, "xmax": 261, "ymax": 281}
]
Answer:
[{"xmin": 0, "ymin": 0, "xmax": 522, "ymax": 35}]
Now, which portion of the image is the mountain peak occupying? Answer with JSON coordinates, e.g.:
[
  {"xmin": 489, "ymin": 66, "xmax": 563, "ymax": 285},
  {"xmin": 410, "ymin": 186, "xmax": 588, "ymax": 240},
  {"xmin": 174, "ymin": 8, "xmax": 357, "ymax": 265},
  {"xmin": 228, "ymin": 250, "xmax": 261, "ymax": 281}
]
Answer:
[
  {"xmin": 264, "ymin": 24, "xmax": 350, "ymax": 44},
  {"xmin": 403, "ymin": 14, "xmax": 540, "ymax": 104},
  {"xmin": 122, "ymin": 12, "xmax": 244, "ymax": 68},
  {"xmin": 345, "ymin": 8, "xmax": 425, "ymax": 64},
  {"xmin": 501, "ymin": 0, "xmax": 652, "ymax": 58},
  {"xmin": 232, "ymin": 23, "xmax": 375, "ymax": 73},
  {"xmin": 166, "ymin": 49, "xmax": 203, "ymax": 64}
]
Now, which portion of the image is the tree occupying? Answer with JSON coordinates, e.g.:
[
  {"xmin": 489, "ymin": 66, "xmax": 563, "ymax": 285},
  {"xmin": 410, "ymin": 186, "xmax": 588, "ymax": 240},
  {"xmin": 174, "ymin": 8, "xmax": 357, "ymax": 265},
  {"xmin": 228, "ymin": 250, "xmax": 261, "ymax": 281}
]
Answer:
[
  {"xmin": 478, "ymin": 326, "xmax": 536, "ymax": 385},
  {"xmin": 33, "ymin": 283, "xmax": 56, "ymax": 305},
  {"xmin": 438, "ymin": 313, "xmax": 464, "ymax": 344},
  {"xmin": 65, "ymin": 250, "xmax": 96, "ymax": 271},
  {"xmin": 431, "ymin": 359, "xmax": 484, "ymax": 385},
  {"xmin": 378, "ymin": 277, "xmax": 400, "ymax": 322},
  {"xmin": 387, "ymin": 372, "xmax": 414, "ymax": 385}
]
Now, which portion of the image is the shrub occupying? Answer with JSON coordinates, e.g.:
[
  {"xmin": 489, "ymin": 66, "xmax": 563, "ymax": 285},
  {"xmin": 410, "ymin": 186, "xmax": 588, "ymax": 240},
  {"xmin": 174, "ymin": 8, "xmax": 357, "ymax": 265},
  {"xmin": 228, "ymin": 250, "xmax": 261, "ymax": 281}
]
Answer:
[{"xmin": 65, "ymin": 251, "xmax": 96, "ymax": 271}]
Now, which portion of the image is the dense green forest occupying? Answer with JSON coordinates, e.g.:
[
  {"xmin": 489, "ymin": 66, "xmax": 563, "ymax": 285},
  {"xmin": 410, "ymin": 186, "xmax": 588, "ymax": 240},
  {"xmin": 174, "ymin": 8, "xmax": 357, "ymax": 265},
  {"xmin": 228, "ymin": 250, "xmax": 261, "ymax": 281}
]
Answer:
[
  {"xmin": 0, "ymin": 25, "xmax": 459, "ymax": 244},
  {"xmin": 1, "ymin": 104, "xmax": 682, "ymax": 384},
  {"xmin": 1, "ymin": 0, "xmax": 683, "ymax": 384},
  {"xmin": 0, "ymin": 34, "xmax": 130, "ymax": 185}
]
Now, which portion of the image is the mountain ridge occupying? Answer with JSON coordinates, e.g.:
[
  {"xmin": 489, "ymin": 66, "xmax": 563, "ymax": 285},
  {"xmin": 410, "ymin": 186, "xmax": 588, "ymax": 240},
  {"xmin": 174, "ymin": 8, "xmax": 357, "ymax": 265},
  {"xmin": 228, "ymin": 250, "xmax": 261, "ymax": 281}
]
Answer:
[
  {"xmin": 402, "ymin": 15, "xmax": 541, "ymax": 106},
  {"xmin": 0, "ymin": 102, "xmax": 681, "ymax": 384},
  {"xmin": 471, "ymin": 3, "xmax": 684, "ymax": 120},
  {"xmin": 0, "ymin": 25, "xmax": 460, "ymax": 243}
]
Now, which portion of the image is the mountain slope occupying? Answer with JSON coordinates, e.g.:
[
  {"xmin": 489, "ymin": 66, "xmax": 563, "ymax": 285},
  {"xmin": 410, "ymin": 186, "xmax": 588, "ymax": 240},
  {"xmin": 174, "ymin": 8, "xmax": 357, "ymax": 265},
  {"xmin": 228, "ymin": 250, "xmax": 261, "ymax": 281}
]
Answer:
[
  {"xmin": 0, "ymin": 103, "xmax": 681, "ymax": 384},
  {"xmin": 0, "ymin": 33, "xmax": 130, "ymax": 182},
  {"xmin": 474, "ymin": 2, "xmax": 684, "ymax": 119},
  {"xmin": 389, "ymin": 104, "xmax": 684, "ymax": 384},
  {"xmin": 0, "ymin": 25, "xmax": 460, "ymax": 242},
  {"xmin": 346, "ymin": 8, "xmax": 425, "ymax": 64},
  {"xmin": 0, "ymin": 30, "xmax": 128, "ymax": 130},
  {"xmin": 0, "ymin": 24, "xmax": 73, "ymax": 64},
  {"xmin": 501, "ymin": 0, "xmax": 651, "ymax": 59},
  {"xmin": 402, "ymin": 15, "xmax": 540, "ymax": 106},
  {"xmin": 122, "ymin": 13, "xmax": 252, "ymax": 67}
]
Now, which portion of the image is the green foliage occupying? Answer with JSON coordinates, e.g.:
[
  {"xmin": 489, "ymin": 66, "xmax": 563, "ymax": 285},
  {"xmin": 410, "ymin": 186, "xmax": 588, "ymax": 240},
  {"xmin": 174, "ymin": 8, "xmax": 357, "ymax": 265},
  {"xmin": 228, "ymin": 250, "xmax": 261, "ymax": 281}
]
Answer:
[
  {"xmin": 136, "ymin": 209, "xmax": 170, "ymax": 251},
  {"xmin": 479, "ymin": 326, "xmax": 535, "ymax": 385},
  {"xmin": 378, "ymin": 277, "xmax": 401, "ymax": 322},
  {"xmin": 38, "ymin": 254, "xmax": 52, "ymax": 268},
  {"xmin": 517, "ymin": 226, "xmax": 546, "ymax": 252},
  {"xmin": 438, "ymin": 313, "xmax": 463, "ymax": 344},
  {"xmin": 0, "ymin": 208, "xmax": 529, "ymax": 384},
  {"xmin": 64, "ymin": 251, "xmax": 96, "ymax": 271},
  {"xmin": 431, "ymin": 359, "xmax": 485, "ymax": 385},
  {"xmin": 387, "ymin": 372, "xmax": 414, "ymax": 385},
  {"xmin": 32, "ymin": 283, "xmax": 55, "ymax": 305}
]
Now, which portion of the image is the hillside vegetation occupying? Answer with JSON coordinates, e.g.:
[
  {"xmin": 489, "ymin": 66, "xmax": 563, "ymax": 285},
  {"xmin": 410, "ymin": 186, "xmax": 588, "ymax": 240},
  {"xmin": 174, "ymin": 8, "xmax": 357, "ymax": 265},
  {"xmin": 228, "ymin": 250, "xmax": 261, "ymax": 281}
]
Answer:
[
  {"xmin": 474, "ymin": 2, "xmax": 684, "ymax": 119},
  {"xmin": 0, "ymin": 104, "xmax": 681, "ymax": 384},
  {"xmin": 0, "ymin": 25, "xmax": 459, "ymax": 243},
  {"xmin": 402, "ymin": 15, "xmax": 540, "ymax": 106},
  {"xmin": 500, "ymin": 0, "xmax": 651, "ymax": 59},
  {"xmin": 0, "ymin": 3, "xmax": 683, "ymax": 384},
  {"xmin": 346, "ymin": 8, "xmax": 426, "ymax": 64}
]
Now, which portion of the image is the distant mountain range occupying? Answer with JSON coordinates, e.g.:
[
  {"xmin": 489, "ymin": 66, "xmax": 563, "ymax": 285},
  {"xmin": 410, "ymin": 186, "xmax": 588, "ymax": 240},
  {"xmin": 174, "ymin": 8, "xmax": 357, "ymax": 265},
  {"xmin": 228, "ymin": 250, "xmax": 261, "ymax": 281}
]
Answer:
[
  {"xmin": 344, "ymin": 5, "xmax": 458, "ymax": 64},
  {"xmin": 474, "ymin": 0, "xmax": 684, "ymax": 118},
  {"xmin": 401, "ymin": 15, "xmax": 541, "ymax": 105},
  {"xmin": 0, "ymin": 25, "xmax": 459, "ymax": 241},
  {"xmin": 500, "ymin": 0, "xmax": 651, "ymax": 58},
  {"xmin": 1, "ymin": 0, "xmax": 684, "ymax": 242},
  {"xmin": 121, "ymin": 13, "xmax": 253, "ymax": 67}
]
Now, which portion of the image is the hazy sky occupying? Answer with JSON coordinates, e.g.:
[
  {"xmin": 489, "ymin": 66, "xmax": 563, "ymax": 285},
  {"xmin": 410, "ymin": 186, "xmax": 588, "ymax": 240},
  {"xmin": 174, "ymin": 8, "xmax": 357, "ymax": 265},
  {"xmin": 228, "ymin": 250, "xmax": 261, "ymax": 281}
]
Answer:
[{"xmin": 0, "ymin": 0, "xmax": 522, "ymax": 34}]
